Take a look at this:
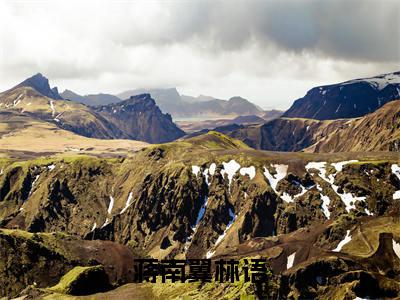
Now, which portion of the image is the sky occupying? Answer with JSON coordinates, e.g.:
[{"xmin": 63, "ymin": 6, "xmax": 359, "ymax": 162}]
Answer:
[{"xmin": 0, "ymin": 0, "xmax": 399, "ymax": 110}]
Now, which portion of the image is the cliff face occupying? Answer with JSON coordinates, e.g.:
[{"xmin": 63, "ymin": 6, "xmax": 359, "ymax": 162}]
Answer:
[{"xmin": 94, "ymin": 94, "xmax": 185, "ymax": 143}]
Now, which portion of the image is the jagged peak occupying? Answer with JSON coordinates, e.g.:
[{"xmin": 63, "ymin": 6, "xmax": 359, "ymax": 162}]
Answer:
[{"xmin": 14, "ymin": 73, "xmax": 62, "ymax": 100}]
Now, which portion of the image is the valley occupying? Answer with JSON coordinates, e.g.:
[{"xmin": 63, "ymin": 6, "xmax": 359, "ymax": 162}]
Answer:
[{"xmin": 1, "ymin": 71, "xmax": 400, "ymax": 299}]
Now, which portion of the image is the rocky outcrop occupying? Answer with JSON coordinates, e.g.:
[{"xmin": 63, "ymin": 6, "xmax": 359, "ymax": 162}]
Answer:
[
  {"xmin": 0, "ymin": 229, "xmax": 136, "ymax": 298},
  {"xmin": 48, "ymin": 265, "xmax": 111, "ymax": 295},
  {"xmin": 94, "ymin": 94, "xmax": 185, "ymax": 143}
]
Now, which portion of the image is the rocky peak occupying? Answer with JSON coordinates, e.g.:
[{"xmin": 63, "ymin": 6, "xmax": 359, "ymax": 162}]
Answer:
[
  {"xmin": 127, "ymin": 93, "xmax": 156, "ymax": 107},
  {"xmin": 94, "ymin": 93, "xmax": 185, "ymax": 143},
  {"xmin": 15, "ymin": 73, "xmax": 63, "ymax": 100}
]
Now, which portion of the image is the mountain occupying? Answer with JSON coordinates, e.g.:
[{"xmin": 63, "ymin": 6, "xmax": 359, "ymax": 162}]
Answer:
[
  {"xmin": 93, "ymin": 94, "xmax": 185, "ymax": 143},
  {"xmin": 117, "ymin": 88, "xmax": 183, "ymax": 115},
  {"xmin": 227, "ymin": 98, "xmax": 400, "ymax": 152},
  {"xmin": 283, "ymin": 71, "xmax": 400, "ymax": 120},
  {"xmin": 13, "ymin": 73, "xmax": 63, "ymax": 100},
  {"xmin": 0, "ymin": 82, "xmax": 122, "ymax": 139},
  {"xmin": 117, "ymin": 88, "xmax": 264, "ymax": 118},
  {"xmin": 262, "ymin": 109, "xmax": 284, "ymax": 120},
  {"xmin": 2, "ymin": 132, "xmax": 400, "ymax": 298},
  {"xmin": 60, "ymin": 89, "xmax": 122, "ymax": 106},
  {"xmin": 0, "ymin": 74, "xmax": 184, "ymax": 144}
]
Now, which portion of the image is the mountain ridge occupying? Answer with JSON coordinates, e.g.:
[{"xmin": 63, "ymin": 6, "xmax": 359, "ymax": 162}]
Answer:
[
  {"xmin": 226, "ymin": 98, "xmax": 400, "ymax": 152},
  {"xmin": 283, "ymin": 71, "xmax": 400, "ymax": 120}
]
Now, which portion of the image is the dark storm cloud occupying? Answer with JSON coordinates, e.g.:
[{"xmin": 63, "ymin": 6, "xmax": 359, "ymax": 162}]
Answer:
[
  {"xmin": 0, "ymin": 0, "xmax": 397, "ymax": 109},
  {"xmin": 112, "ymin": 0, "xmax": 399, "ymax": 63}
]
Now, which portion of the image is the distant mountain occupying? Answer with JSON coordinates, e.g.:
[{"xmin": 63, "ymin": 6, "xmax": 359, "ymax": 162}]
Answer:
[
  {"xmin": 60, "ymin": 89, "xmax": 121, "ymax": 106},
  {"xmin": 262, "ymin": 109, "xmax": 284, "ymax": 120},
  {"xmin": 117, "ymin": 88, "xmax": 264, "ymax": 118},
  {"xmin": 94, "ymin": 94, "xmax": 185, "ymax": 143},
  {"xmin": 13, "ymin": 73, "xmax": 63, "ymax": 100},
  {"xmin": 227, "ymin": 98, "xmax": 400, "ymax": 152},
  {"xmin": 0, "ymin": 74, "xmax": 184, "ymax": 144},
  {"xmin": 117, "ymin": 88, "xmax": 182, "ymax": 114},
  {"xmin": 283, "ymin": 71, "xmax": 400, "ymax": 120}
]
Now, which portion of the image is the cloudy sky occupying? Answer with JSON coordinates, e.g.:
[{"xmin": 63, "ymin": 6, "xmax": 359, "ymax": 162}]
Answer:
[{"xmin": 0, "ymin": 0, "xmax": 399, "ymax": 110}]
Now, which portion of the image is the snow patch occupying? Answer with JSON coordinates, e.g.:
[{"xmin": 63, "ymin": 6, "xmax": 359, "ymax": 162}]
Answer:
[
  {"xmin": 343, "ymin": 72, "xmax": 400, "ymax": 91},
  {"xmin": 120, "ymin": 192, "xmax": 133, "ymax": 214},
  {"xmin": 393, "ymin": 239, "xmax": 400, "ymax": 259},
  {"xmin": 239, "ymin": 166, "xmax": 256, "ymax": 180},
  {"xmin": 221, "ymin": 160, "xmax": 241, "ymax": 188},
  {"xmin": 13, "ymin": 94, "xmax": 23, "ymax": 106},
  {"xmin": 335, "ymin": 104, "xmax": 341, "ymax": 114},
  {"xmin": 305, "ymin": 161, "xmax": 331, "ymax": 183},
  {"xmin": 209, "ymin": 163, "xmax": 216, "ymax": 175},
  {"xmin": 28, "ymin": 175, "xmax": 40, "ymax": 197},
  {"xmin": 391, "ymin": 164, "xmax": 400, "ymax": 200},
  {"xmin": 49, "ymin": 100, "xmax": 56, "ymax": 117},
  {"xmin": 263, "ymin": 164, "xmax": 288, "ymax": 192},
  {"xmin": 317, "ymin": 185, "xmax": 331, "ymax": 219},
  {"xmin": 394, "ymin": 191, "xmax": 400, "ymax": 200},
  {"xmin": 331, "ymin": 160, "xmax": 358, "ymax": 172},
  {"xmin": 206, "ymin": 250, "xmax": 215, "ymax": 259},
  {"xmin": 101, "ymin": 218, "xmax": 109, "ymax": 228},
  {"xmin": 47, "ymin": 164, "xmax": 55, "ymax": 171},
  {"xmin": 192, "ymin": 165, "xmax": 200, "ymax": 177},
  {"xmin": 107, "ymin": 196, "xmax": 114, "ymax": 214},
  {"xmin": 287, "ymin": 252, "xmax": 296, "ymax": 269},
  {"xmin": 307, "ymin": 161, "xmax": 366, "ymax": 212},
  {"xmin": 332, "ymin": 230, "xmax": 352, "ymax": 252},
  {"xmin": 334, "ymin": 186, "xmax": 366, "ymax": 213}
]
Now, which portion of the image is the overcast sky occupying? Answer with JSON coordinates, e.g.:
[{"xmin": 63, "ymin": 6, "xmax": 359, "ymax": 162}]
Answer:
[{"xmin": 0, "ymin": 0, "xmax": 399, "ymax": 110}]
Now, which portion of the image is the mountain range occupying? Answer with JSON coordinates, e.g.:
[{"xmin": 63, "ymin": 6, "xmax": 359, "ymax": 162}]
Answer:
[
  {"xmin": 61, "ymin": 87, "xmax": 266, "ymax": 119},
  {"xmin": 0, "ymin": 73, "xmax": 184, "ymax": 143},
  {"xmin": 2, "ymin": 71, "xmax": 400, "ymax": 299}
]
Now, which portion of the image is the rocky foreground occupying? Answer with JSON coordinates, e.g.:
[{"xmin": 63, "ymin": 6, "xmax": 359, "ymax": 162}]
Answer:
[{"xmin": 1, "ymin": 132, "xmax": 400, "ymax": 298}]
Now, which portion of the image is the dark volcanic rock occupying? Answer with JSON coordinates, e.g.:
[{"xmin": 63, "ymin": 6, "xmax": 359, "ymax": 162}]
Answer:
[
  {"xmin": 15, "ymin": 73, "xmax": 63, "ymax": 100},
  {"xmin": 94, "ymin": 94, "xmax": 185, "ymax": 143}
]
